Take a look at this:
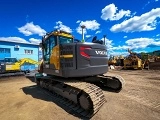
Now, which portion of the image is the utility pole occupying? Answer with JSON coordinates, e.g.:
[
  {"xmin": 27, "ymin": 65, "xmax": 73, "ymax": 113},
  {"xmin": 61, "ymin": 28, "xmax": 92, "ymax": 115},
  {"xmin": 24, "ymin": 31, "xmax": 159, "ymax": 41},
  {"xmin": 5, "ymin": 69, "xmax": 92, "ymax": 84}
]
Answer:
[
  {"xmin": 103, "ymin": 35, "xmax": 108, "ymax": 57},
  {"xmin": 81, "ymin": 25, "xmax": 86, "ymax": 43},
  {"xmin": 103, "ymin": 35, "xmax": 106, "ymax": 45}
]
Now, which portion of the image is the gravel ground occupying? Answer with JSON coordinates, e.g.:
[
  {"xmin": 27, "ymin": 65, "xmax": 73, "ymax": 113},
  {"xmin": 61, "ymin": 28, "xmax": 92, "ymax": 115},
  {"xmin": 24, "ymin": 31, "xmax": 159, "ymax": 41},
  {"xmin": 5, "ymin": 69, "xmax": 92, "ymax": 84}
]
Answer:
[{"xmin": 0, "ymin": 69, "xmax": 160, "ymax": 120}]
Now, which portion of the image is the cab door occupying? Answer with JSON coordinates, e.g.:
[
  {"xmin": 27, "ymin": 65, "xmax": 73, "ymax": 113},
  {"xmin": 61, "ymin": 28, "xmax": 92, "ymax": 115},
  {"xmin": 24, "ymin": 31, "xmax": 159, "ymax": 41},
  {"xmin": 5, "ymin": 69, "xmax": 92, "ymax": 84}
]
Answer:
[{"xmin": 43, "ymin": 35, "xmax": 59, "ymax": 70}]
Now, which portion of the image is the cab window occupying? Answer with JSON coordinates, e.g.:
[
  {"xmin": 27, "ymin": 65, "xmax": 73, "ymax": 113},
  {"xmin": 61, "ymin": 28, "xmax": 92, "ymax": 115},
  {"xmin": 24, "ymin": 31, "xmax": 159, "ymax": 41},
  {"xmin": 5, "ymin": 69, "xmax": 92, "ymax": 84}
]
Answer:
[
  {"xmin": 59, "ymin": 36, "xmax": 73, "ymax": 44},
  {"xmin": 44, "ymin": 36, "xmax": 56, "ymax": 63}
]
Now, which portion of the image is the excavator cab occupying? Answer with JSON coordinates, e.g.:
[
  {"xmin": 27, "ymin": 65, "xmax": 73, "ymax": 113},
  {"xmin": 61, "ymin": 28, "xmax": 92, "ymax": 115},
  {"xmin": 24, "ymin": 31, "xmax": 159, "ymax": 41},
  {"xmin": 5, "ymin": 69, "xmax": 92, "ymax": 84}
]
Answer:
[
  {"xmin": 40, "ymin": 30, "xmax": 108, "ymax": 77},
  {"xmin": 4, "ymin": 58, "xmax": 18, "ymax": 64}
]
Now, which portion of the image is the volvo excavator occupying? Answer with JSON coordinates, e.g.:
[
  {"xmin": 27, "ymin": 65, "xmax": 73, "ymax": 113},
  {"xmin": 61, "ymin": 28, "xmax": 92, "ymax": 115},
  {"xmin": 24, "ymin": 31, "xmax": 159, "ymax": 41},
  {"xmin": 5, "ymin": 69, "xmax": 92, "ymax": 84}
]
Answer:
[{"xmin": 34, "ymin": 30, "xmax": 124, "ymax": 118}]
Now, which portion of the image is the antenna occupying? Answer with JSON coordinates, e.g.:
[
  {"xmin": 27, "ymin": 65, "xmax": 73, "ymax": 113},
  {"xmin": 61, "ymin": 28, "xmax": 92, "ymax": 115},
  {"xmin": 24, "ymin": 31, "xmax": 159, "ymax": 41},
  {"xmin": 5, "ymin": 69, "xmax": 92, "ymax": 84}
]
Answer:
[
  {"xmin": 81, "ymin": 25, "xmax": 86, "ymax": 43},
  {"xmin": 103, "ymin": 35, "xmax": 106, "ymax": 45}
]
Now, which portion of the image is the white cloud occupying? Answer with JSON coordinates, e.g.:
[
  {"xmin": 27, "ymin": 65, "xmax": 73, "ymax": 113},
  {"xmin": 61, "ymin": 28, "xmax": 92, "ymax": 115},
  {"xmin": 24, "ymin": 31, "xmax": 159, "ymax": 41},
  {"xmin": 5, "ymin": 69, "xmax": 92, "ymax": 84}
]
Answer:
[
  {"xmin": 101, "ymin": 3, "xmax": 131, "ymax": 21},
  {"xmin": 111, "ymin": 37, "xmax": 160, "ymax": 52},
  {"xmin": 112, "ymin": 45, "xmax": 129, "ymax": 51},
  {"xmin": 54, "ymin": 21, "xmax": 72, "ymax": 33},
  {"xmin": 96, "ymin": 36, "xmax": 160, "ymax": 56},
  {"xmin": 18, "ymin": 22, "xmax": 46, "ymax": 36},
  {"xmin": 151, "ymin": 41, "xmax": 160, "ymax": 46},
  {"xmin": 156, "ymin": 34, "xmax": 160, "ymax": 37},
  {"xmin": 100, "ymin": 37, "xmax": 129, "ymax": 56},
  {"xmin": 76, "ymin": 26, "xmax": 87, "ymax": 35},
  {"xmin": 76, "ymin": 20, "xmax": 100, "ymax": 34},
  {"xmin": 80, "ymin": 20, "xmax": 100, "ymax": 30},
  {"xmin": 95, "ymin": 30, "xmax": 101, "ymax": 34},
  {"xmin": 109, "ymin": 51, "xmax": 129, "ymax": 56},
  {"xmin": 123, "ymin": 36, "xmax": 127, "ymax": 38},
  {"xmin": 101, "ymin": 37, "xmax": 160, "ymax": 56},
  {"xmin": 29, "ymin": 38, "xmax": 41, "ymax": 44},
  {"xmin": 101, "ymin": 37, "xmax": 114, "ymax": 50},
  {"xmin": 130, "ymin": 12, "xmax": 137, "ymax": 17},
  {"xmin": 0, "ymin": 37, "xmax": 29, "ymax": 43},
  {"xmin": 106, "ymin": 39, "xmax": 113, "ymax": 50},
  {"xmin": 76, "ymin": 20, "xmax": 81, "ymax": 23},
  {"xmin": 110, "ymin": 8, "xmax": 160, "ymax": 32},
  {"xmin": 134, "ymin": 50, "xmax": 148, "ymax": 53},
  {"xmin": 155, "ymin": 38, "xmax": 160, "ymax": 40},
  {"xmin": 85, "ymin": 35, "xmax": 92, "ymax": 38},
  {"xmin": 125, "ymin": 38, "xmax": 154, "ymax": 49},
  {"xmin": 0, "ymin": 37, "xmax": 40, "ymax": 45}
]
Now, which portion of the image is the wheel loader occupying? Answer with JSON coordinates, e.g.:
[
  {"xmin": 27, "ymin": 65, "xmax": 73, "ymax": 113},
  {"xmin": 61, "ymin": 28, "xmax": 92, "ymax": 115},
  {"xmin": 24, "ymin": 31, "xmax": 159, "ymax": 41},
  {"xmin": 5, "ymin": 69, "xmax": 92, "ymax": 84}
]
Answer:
[{"xmin": 35, "ymin": 30, "xmax": 124, "ymax": 118}]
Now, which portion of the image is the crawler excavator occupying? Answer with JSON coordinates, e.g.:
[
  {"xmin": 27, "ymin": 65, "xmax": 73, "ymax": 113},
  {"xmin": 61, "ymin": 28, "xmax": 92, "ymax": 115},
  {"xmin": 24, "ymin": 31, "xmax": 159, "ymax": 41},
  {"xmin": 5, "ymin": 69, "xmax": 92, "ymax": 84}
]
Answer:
[
  {"xmin": 0, "ymin": 58, "xmax": 39, "ymax": 77},
  {"xmin": 34, "ymin": 30, "xmax": 124, "ymax": 118}
]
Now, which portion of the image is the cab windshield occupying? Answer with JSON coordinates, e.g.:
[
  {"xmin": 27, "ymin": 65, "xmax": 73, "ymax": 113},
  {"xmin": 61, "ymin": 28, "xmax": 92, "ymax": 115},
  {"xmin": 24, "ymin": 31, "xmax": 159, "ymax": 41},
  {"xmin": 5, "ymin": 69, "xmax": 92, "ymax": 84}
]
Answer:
[{"xmin": 59, "ymin": 36, "xmax": 73, "ymax": 44}]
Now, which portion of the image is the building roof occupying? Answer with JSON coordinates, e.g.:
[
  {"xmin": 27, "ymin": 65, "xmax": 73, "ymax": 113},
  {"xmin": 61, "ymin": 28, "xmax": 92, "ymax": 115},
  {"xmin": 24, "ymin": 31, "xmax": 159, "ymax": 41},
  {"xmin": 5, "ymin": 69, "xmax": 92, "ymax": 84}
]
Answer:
[{"xmin": 0, "ymin": 39, "xmax": 40, "ymax": 46}]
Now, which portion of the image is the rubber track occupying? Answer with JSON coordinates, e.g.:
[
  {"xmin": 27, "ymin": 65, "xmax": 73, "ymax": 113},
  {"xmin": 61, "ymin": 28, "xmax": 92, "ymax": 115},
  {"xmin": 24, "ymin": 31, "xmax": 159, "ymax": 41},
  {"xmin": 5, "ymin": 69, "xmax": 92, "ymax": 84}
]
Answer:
[{"xmin": 40, "ymin": 81, "xmax": 106, "ymax": 118}]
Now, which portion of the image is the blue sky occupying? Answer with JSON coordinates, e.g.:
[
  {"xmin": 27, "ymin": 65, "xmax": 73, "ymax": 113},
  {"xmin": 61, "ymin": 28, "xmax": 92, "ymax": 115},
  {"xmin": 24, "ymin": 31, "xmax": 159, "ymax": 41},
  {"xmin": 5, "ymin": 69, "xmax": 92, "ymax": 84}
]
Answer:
[{"xmin": 0, "ymin": 0, "xmax": 160, "ymax": 56}]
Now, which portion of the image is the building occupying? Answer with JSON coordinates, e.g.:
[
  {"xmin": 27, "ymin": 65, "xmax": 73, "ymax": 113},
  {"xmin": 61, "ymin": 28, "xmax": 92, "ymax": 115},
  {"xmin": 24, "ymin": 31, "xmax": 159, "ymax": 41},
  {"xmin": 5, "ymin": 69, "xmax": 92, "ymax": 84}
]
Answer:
[{"xmin": 0, "ymin": 40, "xmax": 40, "ymax": 62}]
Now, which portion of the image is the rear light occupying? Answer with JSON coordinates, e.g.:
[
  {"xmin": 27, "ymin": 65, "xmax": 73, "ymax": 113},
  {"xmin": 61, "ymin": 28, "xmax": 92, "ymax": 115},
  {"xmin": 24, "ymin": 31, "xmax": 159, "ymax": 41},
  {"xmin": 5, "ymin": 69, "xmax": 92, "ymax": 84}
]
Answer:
[{"xmin": 80, "ymin": 46, "xmax": 91, "ymax": 58}]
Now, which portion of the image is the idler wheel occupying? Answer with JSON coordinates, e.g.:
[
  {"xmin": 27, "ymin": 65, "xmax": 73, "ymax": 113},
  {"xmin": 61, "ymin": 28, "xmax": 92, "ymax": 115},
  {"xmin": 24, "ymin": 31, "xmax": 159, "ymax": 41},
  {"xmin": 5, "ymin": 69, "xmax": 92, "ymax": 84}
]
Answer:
[
  {"xmin": 79, "ymin": 93, "xmax": 93, "ymax": 110},
  {"xmin": 107, "ymin": 78, "xmax": 122, "ymax": 91}
]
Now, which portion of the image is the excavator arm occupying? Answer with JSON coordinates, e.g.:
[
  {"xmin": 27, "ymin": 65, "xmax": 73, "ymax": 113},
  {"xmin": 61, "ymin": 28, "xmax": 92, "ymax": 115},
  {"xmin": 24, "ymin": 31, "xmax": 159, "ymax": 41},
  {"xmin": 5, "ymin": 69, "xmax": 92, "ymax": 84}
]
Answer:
[{"xmin": 16, "ymin": 58, "xmax": 39, "ymax": 66}]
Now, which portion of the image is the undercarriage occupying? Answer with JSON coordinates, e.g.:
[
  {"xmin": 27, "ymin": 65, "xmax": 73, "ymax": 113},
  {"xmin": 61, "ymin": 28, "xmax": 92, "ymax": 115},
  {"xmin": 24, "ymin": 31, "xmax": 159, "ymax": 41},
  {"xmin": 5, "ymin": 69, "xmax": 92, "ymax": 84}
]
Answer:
[{"xmin": 35, "ymin": 73, "xmax": 125, "ymax": 118}]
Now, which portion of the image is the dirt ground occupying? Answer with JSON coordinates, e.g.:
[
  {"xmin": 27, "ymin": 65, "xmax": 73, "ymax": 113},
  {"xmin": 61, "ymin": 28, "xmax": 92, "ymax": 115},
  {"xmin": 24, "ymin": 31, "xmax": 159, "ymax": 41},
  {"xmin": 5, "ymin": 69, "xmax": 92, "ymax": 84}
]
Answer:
[{"xmin": 0, "ymin": 69, "xmax": 160, "ymax": 120}]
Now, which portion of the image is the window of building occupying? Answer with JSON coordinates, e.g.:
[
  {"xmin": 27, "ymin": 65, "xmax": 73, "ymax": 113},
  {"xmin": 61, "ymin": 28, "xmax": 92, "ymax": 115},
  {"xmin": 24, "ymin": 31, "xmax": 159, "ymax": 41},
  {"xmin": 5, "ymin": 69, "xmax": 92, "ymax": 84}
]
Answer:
[
  {"xmin": 24, "ymin": 49, "xmax": 33, "ymax": 54},
  {"xmin": 0, "ymin": 48, "xmax": 4, "ymax": 53},
  {"xmin": 0, "ymin": 48, "xmax": 10, "ymax": 53},
  {"xmin": 5, "ymin": 48, "xmax": 10, "ymax": 53}
]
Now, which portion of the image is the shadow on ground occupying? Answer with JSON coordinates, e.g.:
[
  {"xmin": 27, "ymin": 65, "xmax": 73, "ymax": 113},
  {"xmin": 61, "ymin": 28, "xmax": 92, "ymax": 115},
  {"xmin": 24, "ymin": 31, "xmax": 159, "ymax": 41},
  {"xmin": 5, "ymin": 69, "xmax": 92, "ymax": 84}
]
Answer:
[
  {"xmin": 22, "ymin": 85, "xmax": 91, "ymax": 120},
  {"xmin": 25, "ymin": 76, "xmax": 35, "ymax": 82}
]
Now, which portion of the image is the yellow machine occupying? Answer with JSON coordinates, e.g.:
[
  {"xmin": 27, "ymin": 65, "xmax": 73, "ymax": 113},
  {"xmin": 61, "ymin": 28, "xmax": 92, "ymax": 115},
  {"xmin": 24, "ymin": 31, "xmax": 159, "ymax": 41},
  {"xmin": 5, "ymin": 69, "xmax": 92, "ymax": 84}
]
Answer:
[
  {"xmin": 108, "ymin": 55, "xmax": 124, "ymax": 66},
  {"xmin": 35, "ymin": 30, "xmax": 124, "ymax": 118},
  {"xmin": 123, "ymin": 49, "xmax": 144, "ymax": 70},
  {"xmin": 0, "ymin": 58, "xmax": 39, "ymax": 73},
  {"xmin": 108, "ymin": 56, "xmax": 118, "ymax": 65}
]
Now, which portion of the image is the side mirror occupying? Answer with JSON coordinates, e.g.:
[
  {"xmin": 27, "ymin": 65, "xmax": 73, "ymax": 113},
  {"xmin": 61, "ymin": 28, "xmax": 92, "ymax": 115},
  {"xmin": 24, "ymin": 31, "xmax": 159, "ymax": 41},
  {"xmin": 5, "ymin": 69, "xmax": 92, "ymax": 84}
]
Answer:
[
  {"xmin": 39, "ymin": 43, "xmax": 44, "ymax": 49},
  {"xmin": 39, "ymin": 43, "xmax": 42, "ymax": 47}
]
